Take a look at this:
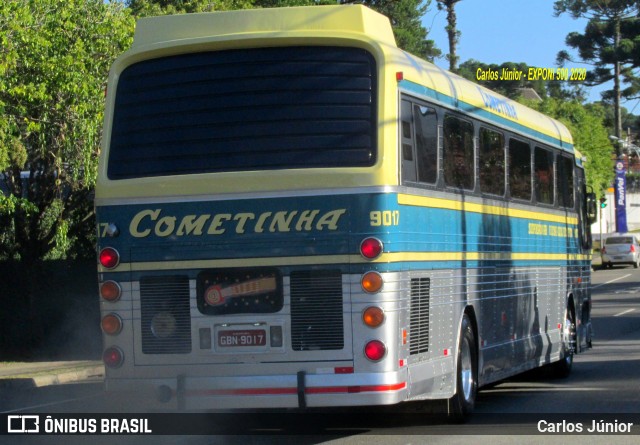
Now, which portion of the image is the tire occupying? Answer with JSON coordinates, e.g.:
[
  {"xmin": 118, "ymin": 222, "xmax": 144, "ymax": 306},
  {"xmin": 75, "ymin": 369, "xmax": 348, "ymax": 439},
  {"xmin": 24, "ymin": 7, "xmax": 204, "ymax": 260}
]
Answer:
[
  {"xmin": 550, "ymin": 306, "xmax": 575, "ymax": 378},
  {"xmin": 448, "ymin": 313, "xmax": 478, "ymax": 422}
]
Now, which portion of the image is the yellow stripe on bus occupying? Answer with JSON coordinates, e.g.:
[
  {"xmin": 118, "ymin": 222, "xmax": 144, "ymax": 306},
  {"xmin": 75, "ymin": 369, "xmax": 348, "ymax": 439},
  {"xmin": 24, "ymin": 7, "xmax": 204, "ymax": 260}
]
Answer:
[
  {"xmin": 397, "ymin": 194, "xmax": 579, "ymax": 225},
  {"xmin": 100, "ymin": 251, "xmax": 590, "ymax": 273},
  {"xmin": 375, "ymin": 252, "xmax": 591, "ymax": 263}
]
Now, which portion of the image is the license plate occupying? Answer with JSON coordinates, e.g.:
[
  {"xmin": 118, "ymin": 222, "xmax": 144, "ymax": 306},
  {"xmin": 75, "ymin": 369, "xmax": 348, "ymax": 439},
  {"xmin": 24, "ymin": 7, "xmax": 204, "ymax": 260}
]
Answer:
[
  {"xmin": 217, "ymin": 329, "xmax": 266, "ymax": 347},
  {"xmin": 614, "ymin": 256, "xmax": 624, "ymax": 260}
]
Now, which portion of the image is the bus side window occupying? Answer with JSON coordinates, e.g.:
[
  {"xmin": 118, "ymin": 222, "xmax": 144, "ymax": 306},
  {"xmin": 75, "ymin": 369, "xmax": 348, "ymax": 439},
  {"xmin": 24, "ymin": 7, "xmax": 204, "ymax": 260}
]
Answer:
[
  {"xmin": 508, "ymin": 138, "xmax": 531, "ymax": 201},
  {"xmin": 443, "ymin": 114, "xmax": 474, "ymax": 190},
  {"xmin": 479, "ymin": 127, "xmax": 505, "ymax": 196},
  {"xmin": 401, "ymin": 99, "xmax": 417, "ymax": 183},
  {"xmin": 557, "ymin": 156, "xmax": 574, "ymax": 208},
  {"xmin": 534, "ymin": 146, "xmax": 554, "ymax": 205},
  {"xmin": 414, "ymin": 104, "xmax": 438, "ymax": 184}
]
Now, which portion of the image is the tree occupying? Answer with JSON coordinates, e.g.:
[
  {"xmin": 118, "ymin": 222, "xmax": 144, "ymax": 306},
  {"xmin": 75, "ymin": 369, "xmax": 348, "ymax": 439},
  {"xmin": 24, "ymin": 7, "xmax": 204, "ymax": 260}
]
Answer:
[
  {"xmin": 554, "ymin": 0, "xmax": 640, "ymax": 145},
  {"xmin": 126, "ymin": 0, "xmax": 255, "ymax": 15},
  {"xmin": 436, "ymin": 0, "xmax": 462, "ymax": 72},
  {"xmin": 358, "ymin": 1, "xmax": 440, "ymax": 61},
  {"xmin": 0, "ymin": 0, "xmax": 134, "ymax": 262},
  {"xmin": 525, "ymin": 97, "xmax": 615, "ymax": 196}
]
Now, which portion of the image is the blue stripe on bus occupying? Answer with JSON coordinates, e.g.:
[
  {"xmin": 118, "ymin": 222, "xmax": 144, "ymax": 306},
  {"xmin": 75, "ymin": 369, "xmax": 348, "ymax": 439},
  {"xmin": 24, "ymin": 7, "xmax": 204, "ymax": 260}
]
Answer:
[{"xmin": 96, "ymin": 192, "xmax": 582, "ymax": 265}]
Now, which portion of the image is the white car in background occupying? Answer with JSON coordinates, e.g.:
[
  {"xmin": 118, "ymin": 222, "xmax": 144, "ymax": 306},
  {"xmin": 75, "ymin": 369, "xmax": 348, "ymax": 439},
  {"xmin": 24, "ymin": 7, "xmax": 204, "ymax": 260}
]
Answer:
[{"xmin": 601, "ymin": 234, "xmax": 640, "ymax": 269}]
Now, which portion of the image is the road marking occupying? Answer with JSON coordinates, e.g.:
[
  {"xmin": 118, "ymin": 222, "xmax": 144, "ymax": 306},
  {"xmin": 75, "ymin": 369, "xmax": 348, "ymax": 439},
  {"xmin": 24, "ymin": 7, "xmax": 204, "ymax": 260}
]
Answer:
[
  {"xmin": 484, "ymin": 386, "xmax": 605, "ymax": 393},
  {"xmin": 592, "ymin": 274, "xmax": 632, "ymax": 289},
  {"xmin": 614, "ymin": 308, "xmax": 636, "ymax": 317}
]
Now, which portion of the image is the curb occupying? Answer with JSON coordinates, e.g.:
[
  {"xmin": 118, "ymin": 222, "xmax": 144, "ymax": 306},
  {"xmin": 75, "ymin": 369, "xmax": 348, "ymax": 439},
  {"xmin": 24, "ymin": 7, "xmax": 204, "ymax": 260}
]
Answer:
[{"xmin": 0, "ymin": 363, "xmax": 104, "ymax": 390}]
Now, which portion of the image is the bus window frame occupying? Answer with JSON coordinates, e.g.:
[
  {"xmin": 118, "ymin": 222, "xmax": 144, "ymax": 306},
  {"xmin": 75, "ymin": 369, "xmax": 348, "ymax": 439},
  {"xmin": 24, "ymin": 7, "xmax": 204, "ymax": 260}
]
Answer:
[
  {"xmin": 400, "ymin": 96, "xmax": 440, "ymax": 190},
  {"xmin": 478, "ymin": 125, "xmax": 506, "ymax": 198},
  {"xmin": 507, "ymin": 136, "xmax": 533, "ymax": 203},
  {"xmin": 443, "ymin": 113, "xmax": 475, "ymax": 192},
  {"xmin": 534, "ymin": 145, "xmax": 556, "ymax": 207}
]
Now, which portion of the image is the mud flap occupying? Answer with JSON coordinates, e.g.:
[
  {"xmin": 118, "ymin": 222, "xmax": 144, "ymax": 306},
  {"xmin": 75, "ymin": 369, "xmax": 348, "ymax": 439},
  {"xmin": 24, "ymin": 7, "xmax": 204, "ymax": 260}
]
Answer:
[{"xmin": 297, "ymin": 371, "xmax": 306, "ymax": 409}]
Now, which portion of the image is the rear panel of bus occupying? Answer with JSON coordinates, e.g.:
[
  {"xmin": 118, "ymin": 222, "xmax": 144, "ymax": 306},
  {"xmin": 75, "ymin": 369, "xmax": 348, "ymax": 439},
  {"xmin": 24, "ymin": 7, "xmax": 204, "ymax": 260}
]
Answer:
[{"xmin": 96, "ymin": 42, "xmax": 435, "ymax": 409}]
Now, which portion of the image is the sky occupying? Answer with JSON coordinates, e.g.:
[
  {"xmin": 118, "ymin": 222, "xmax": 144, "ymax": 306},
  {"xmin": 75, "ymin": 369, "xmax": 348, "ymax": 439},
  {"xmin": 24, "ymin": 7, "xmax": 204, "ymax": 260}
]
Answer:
[{"xmin": 423, "ymin": 0, "xmax": 640, "ymax": 117}]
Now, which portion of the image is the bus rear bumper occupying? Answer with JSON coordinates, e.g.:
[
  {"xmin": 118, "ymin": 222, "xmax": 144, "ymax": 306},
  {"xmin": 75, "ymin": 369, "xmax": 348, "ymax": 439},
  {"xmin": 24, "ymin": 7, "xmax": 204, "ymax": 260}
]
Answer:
[{"xmin": 104, "ymin": 371, "xmax": 409, "ymax": 411}]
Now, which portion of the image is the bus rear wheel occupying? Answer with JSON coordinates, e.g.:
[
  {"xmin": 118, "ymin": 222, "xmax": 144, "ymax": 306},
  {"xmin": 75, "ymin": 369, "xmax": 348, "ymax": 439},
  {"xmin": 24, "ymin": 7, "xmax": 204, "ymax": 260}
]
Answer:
[
  {"xmin": 550, "ymin": 305, "xmax": 575, "ymax": 378},
  {"xmin": 448, "ymin": 313, "xmax": 477, "ymax": 422}
]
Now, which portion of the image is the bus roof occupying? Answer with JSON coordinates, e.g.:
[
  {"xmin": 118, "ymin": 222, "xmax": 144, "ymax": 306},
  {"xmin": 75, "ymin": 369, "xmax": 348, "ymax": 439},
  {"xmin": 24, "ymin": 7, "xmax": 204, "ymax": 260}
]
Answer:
[
  {"xmin": 130, "ymin": 5, "xmax": 574, "ymax": 155},
  {"xmin": 394, "ymin": 55, "xmax": 574, "ymax": 153},
  {"xmin": 131, "ymin": 4, "xmax": 396, "ymax": 49}
]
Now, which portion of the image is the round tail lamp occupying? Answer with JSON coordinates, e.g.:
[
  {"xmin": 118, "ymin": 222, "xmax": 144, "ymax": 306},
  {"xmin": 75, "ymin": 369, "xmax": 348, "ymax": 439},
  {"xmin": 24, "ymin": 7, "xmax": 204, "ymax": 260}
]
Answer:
[
  {"xmin": 99, "ymin": 247, "xmax": 120, "ymax": 269},
  {"xmin": 360, "ymin": 238, "xmax": 383, "ymax": 260},
  {"xmin": 364, "ymin": 340, "xmax": 387, "ymax": 361}
]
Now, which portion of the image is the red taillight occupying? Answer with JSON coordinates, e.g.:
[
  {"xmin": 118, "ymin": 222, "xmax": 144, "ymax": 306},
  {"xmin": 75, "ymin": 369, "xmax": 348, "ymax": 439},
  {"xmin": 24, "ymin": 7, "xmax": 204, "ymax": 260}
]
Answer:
[
  {"xmin": 103, "ymin": 347, "xmax": 124, "ymax": 368},
  {"xmin": 100, "ymin": 280, "xmax": 122, "ymax": 302},
  {"xmin": 99, "ymin": 247, "xmax": 120, "ymax": 269},
  {"xmin": 360, "ymin": 238, "xmax": 383, "ymax": 260},
  {"xmin": 364, "ymin": 340, "xmax": 386, "ymax": 361},
  {"xmin": 631, "ymin": 245, "xmax": 636, "ymax": 253}
]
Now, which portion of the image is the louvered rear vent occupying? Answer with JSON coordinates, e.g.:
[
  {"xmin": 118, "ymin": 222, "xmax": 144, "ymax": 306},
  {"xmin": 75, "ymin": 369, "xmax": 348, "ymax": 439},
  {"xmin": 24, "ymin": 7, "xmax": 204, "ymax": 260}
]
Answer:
[
  {"xmin": 290, "ymin": 270, "xmax": 344, "ymax": 351},
  {"xmin": 409, "ymin": 277, "xmax": 430, "ymax": 355},
  {"xmin": 140, "ymin": 275, "xmax": 192, "ymax": 354},
  {"xmin": 108, "ymin": 46, "xmax": 377, "ymax": 179}
]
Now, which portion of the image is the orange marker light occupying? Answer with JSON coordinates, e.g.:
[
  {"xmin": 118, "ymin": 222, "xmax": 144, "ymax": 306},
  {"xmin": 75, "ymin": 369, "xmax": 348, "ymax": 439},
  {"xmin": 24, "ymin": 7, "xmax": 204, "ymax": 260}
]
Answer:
[
  {"xmin": 100, "ymin": 280, "xmax": 122, "ymax": 302},
  {"xmin": 361, "ymin": 271, "xmax": 383, "ymax": 293},
  {"xmin": 363, "ymin": 306, "xmax": 385, "ymax": 328},
  {"xmin": 101, "ymin": 313, "xmax": 123, "ymax": 336}
]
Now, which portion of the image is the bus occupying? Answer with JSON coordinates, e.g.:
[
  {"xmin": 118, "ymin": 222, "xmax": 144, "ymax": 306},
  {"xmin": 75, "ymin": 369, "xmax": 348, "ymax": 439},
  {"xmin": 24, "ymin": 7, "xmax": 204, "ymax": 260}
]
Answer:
[{"xmin": 96, "ymin": 5, "xmax": 597, "ymax": 417}]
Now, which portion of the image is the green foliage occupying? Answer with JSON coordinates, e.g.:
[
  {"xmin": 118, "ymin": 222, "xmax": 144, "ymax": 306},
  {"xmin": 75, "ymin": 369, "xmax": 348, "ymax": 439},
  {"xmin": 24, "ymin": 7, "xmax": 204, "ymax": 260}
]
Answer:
[
  {"xmin": 0, "ymin": 0, "xmax": 135, "ymax": 261},
  {"xmin": 127, "ymin": 0, "xmax": 254, "ymax": 15},
  {"xmin": 359, "ymin": 1, "xmax": 440, "ymax": 61},
  {"xmin": 524, "ymin": 97, "xmax": 614, "ymax": 197}
]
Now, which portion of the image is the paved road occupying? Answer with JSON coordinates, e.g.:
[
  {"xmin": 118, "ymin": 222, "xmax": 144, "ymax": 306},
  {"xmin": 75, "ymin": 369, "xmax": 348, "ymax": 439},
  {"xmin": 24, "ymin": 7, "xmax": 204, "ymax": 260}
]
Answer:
[{"xmin": 2, "ymin": 266, "xmax": 640, "ymax": 444}]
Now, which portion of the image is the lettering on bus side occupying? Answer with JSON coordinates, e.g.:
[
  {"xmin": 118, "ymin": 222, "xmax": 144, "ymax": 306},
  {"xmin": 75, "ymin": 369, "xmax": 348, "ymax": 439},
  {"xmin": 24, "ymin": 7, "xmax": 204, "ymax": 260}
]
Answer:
[
  {"xmin": 528, "ymin": 222, "xmax": 579, "ymax": 238},
  {"xmin": 477, "ymin": 88, "xmax": 518, "ymax": 120},
  {"xmin": 123, "ymin": 208, "xmax": 347, "ymax": 238}
]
